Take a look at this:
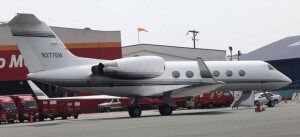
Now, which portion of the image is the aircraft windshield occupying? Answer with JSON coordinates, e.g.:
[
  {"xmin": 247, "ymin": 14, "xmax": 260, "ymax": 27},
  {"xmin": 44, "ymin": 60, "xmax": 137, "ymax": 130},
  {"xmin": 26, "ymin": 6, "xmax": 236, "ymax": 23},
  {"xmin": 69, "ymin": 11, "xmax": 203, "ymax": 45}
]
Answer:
[
  {"xmin": 23, "ymin": 101, "xmax": 38, "ymax": 109},
  {"xmin": 1, "ymin": 103, "xmax": 17, "ymax": 111},
  {"xmin": 268, "ymin": 65, "xmax": 275, "ymax": 70}
]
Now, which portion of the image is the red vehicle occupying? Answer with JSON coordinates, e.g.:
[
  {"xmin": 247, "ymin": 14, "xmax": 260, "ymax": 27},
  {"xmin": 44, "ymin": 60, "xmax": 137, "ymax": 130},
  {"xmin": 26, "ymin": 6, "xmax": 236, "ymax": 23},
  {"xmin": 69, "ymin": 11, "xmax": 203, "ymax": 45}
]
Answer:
[
  {"xmin": 10, "ymin": 94, "xmax": 39, "ymax": 122},
  {"xmin": 121, "ymin": 98, "xmax": 187, "ymax": 109},
  {"xmin": 0, "ymin": 96, "xmax": 17, "ymax": 124},
  {"xmin": 56, "ymin": 100, "xmax": 81, "ymax": 119},
  {"xmin": 37, "ymin": 99, "xmax": 58, "ymax": 121},
  {"xmin": 194, "ymin": 91, "xmax": 234, "ymax": 109}
]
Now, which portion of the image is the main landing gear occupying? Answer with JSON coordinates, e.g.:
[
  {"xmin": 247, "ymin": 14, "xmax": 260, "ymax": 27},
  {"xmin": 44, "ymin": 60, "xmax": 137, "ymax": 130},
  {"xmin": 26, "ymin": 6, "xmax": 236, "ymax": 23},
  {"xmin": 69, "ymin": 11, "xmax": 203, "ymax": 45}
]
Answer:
[
  {"xmin": 159, "ymin": 104, "xmax": 173, "ymax": 115},
  {"xmin": 128, "ymin": 98, "xmax": 142, "ymax": 117},
  {"xmin": 158, "ymin": 95, "xmax": 177, "ymax": 116},
  {"xmin": 127, "ymin": 95, "xmax": 177, "ymax": 118}
]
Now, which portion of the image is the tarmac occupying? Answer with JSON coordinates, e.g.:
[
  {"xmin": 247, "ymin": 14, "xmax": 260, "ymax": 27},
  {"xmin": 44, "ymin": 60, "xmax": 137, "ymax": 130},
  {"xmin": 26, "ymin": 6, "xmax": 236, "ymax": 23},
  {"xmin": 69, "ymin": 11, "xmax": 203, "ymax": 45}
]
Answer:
[{"xmin": 1, "ymin": 101, "xmax": 300, "ymax": 137}]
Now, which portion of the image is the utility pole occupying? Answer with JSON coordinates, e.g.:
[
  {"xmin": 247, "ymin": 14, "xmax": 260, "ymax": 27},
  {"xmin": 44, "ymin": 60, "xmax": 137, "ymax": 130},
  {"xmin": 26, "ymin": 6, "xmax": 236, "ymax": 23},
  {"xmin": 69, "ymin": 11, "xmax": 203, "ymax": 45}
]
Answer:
[{"xmin": 187, "ymin": 30, "xmax": 199, "ymax": 48}]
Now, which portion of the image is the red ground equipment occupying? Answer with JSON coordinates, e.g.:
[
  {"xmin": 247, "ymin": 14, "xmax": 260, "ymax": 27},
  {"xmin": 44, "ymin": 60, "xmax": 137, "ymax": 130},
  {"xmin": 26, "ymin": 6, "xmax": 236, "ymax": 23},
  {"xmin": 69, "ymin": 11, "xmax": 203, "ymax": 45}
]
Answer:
[
  {"xmin": 194, "ymin": 91, "xmax": 234, "ymax": 109},
  {"xmin": 120, "ymin": 98, "xmax": 187, "ymax": 109},
  {"xmin": 56, "ymin": 100, "xmax": 81, "ymax": 120},
  {"xmin": 10, "ymin": 94, "xmax": 39, "ymax": 122},
  {"xmin": 37, "ymin": 99, "xmax": 58, "ymax": 121},
  {"xmin": 0, "ymin": 96, "xmax": 17, "ymax": 124}
]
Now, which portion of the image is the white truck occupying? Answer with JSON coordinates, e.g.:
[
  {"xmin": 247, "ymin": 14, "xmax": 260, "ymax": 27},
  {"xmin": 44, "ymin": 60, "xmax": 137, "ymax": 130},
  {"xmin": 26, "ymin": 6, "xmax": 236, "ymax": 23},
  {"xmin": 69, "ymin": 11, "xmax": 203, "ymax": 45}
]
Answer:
[
  {"xmin": 98, "ymin": 99, "xmax": 125, "ymax": 112},
  {"xmin": 254, "ymin": 92, "xmax": 282, "ymax": 107}
]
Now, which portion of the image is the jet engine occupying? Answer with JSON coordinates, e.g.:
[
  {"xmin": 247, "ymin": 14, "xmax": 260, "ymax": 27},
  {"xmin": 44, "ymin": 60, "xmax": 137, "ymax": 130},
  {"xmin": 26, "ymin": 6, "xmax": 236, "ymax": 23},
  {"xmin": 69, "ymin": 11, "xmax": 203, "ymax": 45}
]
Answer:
[{"xmin": 91, "ymin": 56, "xmax": 165, "ymax": 79}]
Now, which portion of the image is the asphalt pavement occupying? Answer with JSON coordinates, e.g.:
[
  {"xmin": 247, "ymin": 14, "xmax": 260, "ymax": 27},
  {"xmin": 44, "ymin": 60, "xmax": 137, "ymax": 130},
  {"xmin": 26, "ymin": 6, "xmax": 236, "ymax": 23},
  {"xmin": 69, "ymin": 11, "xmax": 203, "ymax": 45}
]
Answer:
[{"xmin": 1, "ymin": 101, "xmax": 300, "ymax": 137}]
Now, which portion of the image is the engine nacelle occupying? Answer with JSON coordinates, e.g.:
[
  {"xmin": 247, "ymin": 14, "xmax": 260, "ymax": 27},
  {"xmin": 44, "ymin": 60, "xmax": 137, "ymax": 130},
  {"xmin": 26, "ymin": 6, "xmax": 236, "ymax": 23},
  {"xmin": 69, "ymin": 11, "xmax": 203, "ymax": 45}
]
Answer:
[{"xmin": 91, "ymin": 56, "xmax": 165, "ymax": 79}]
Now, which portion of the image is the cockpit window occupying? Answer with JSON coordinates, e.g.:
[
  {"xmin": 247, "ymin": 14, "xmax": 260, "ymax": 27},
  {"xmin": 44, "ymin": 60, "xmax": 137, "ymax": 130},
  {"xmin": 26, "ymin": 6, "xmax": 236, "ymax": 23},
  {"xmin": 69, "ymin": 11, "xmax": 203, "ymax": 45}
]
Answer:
[{"xmin": 268, "ymin": 65, "xmax": 275, "ymax": 70}]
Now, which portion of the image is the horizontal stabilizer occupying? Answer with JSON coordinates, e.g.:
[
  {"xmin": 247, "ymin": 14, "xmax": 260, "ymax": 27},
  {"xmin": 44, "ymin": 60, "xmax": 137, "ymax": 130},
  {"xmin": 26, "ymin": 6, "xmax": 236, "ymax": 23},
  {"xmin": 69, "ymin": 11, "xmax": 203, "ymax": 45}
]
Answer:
[
  {"xmin": 27, "ymin": 80, "xmax": 50, "ymax": 100},
  {"xmin": 28, "ymin": 80, "xmax": 121, "ymax": 100}
]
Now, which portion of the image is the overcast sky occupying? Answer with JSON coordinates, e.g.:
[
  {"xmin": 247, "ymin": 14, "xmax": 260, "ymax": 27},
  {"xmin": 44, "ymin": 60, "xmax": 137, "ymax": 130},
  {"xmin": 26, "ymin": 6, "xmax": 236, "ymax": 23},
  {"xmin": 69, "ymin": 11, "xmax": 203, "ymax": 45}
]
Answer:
[{"xmin": 1, "ymin": 0, "xmax": 300, "ymax": 54}]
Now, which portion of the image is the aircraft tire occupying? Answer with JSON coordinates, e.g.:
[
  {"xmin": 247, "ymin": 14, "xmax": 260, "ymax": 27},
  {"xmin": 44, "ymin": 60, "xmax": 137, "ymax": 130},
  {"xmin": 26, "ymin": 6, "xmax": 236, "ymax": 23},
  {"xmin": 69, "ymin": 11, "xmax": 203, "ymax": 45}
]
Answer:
[
  {"xmin": 128, "ymin": 106, "xmax": 142, "ymax": 117},
  {"xmin": 159, "ymin": 105, "xmax": 173, "ymax": 116}
]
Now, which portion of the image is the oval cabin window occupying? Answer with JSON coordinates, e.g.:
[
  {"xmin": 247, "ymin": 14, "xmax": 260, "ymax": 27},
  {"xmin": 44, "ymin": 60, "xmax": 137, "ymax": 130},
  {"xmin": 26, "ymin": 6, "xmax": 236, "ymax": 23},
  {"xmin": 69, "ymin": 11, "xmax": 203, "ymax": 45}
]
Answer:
[
  {"xmin": 226, "ymin": 70, "xmax": 233, "ymax": 77},
  {"xmin": 172, "ymin": 71, "xmax": 180, "ymax": 78}
]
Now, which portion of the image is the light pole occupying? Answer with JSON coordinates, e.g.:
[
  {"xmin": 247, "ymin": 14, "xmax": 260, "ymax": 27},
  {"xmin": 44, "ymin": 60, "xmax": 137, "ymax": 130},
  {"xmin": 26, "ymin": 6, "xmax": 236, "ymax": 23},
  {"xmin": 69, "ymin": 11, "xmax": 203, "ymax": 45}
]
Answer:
[
  {"xmin": 229, "ymin": 46, "xmax": 233, "ymax": 61},
  {"xmin": 237, "ymin": 50, "xmax": 241, "ymax": 61}
]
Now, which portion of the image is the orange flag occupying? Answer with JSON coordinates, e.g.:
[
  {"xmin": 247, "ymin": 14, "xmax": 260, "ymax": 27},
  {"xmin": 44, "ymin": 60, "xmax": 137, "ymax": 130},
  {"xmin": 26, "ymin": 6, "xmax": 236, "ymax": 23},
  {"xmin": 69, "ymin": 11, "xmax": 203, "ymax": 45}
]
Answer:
[{"xmin": 137, "ymin": 27, "xmax": 148, "ymax": 32}]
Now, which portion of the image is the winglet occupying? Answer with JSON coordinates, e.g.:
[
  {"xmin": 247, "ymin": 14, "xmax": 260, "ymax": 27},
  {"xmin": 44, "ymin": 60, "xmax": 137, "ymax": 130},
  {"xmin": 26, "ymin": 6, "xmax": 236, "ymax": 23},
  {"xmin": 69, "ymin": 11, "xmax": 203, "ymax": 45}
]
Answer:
[
  {"xmin": 27, "ymin": 80, "xmax": 50, "ymax": 100},
  {"xmin": 196, "ymin": 57, "xmax": 217, "ymax": 83}
]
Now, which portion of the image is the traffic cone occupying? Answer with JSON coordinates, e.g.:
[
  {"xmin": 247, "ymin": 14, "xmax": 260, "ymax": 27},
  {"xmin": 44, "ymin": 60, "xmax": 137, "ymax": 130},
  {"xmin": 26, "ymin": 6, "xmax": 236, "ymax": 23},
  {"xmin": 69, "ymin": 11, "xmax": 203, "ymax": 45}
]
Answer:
[
  {"xmin": 284, "ymin": 97, "xmax": 288, "ymax": 103},
  {"xmin": 29, "ymin": 115, "xmax": 33, "ymax": 123},
  {"xmin": 255, "ymin": 101, "xmax": 261, "ymax": 112}
]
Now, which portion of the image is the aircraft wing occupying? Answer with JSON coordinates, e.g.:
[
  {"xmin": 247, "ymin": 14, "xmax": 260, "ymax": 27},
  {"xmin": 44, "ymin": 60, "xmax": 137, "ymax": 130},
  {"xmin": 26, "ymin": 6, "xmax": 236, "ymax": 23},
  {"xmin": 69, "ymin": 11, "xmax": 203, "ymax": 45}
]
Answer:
[
  {"xmin": 170, "ymin": 81, "xmax": 225, "ymax": 98},
  {"xmin": 169, "ymin": 58, "xmax": 225, "ymax": 98}
]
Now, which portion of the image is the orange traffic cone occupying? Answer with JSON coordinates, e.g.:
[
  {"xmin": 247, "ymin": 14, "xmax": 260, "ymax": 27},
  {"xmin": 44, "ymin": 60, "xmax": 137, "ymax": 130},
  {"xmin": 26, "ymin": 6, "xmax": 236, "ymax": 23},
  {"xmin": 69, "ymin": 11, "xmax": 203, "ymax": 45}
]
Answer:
[
  {"xmin": 29, "ymin": 115, "xmax": 33, "ymax": 123},
  {"xmin": 255, "ymin": 101, "xmax": 262, "ymax": 112},
  {"xmin": 284, "ymin": 97, "xmax": 288, "ymax": 103}
]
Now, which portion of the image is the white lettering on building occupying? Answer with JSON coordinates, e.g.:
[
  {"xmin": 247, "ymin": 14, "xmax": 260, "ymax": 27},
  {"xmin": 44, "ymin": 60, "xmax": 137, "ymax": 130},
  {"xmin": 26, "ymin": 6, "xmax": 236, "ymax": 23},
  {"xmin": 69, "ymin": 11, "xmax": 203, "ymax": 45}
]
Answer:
[
  {"xmin": 9, "ymin": 55, "xmax": 24, "ymax": 68},
  {"xmin": 0, "ymin": 58, "xmax": 5, "ymax": 69}
]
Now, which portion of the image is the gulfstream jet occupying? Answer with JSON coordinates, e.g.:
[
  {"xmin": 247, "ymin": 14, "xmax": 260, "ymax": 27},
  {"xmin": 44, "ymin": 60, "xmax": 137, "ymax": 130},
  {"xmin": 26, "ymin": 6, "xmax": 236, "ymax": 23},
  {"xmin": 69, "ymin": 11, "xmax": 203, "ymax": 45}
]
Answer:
[{"xmin": 6, "ymin": 14, "xmax": 291, "ymax": 117}]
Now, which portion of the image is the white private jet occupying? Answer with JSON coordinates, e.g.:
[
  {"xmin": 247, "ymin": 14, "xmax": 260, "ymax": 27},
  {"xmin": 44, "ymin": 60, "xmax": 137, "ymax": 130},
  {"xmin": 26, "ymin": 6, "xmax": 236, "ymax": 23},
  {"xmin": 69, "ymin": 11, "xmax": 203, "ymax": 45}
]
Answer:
[{"xmin": 6, "ymin": 14, "xmax": 291, "ymax": 117}]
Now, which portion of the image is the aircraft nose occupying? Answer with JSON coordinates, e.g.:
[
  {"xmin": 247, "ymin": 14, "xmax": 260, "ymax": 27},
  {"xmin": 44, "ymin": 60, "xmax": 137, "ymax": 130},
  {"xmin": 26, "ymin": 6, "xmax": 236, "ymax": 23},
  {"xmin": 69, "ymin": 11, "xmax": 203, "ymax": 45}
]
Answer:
[
  {"xmin": 281, "ymin": 74, "xmax": 292, "ymax": 86},
  {"xmin": 284, "ymin": 76, "xmax": 292, "ymax": 85}
]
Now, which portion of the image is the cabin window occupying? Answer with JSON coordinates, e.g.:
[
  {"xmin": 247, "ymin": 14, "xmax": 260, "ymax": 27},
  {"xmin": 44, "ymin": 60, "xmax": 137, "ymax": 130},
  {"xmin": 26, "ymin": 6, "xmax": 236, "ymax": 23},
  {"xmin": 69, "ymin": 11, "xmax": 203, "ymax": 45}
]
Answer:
[
  {"xmin": 213, "ymin": 71, "xmax": 220, "ymax": 77},
  {"xmin": 239, "ymin": 70, "xmax": 246, "ymax": 76},
  {"xmin": 186, "ymin": 70, "xmax": 194, "ymax": 78},
  {"xmin": 172, "ymin": 71, "xmax": 180, "ymax": 78},
  {"xmin": 226, "ymin": 70, "xmax": 233, "ymax": 77}
]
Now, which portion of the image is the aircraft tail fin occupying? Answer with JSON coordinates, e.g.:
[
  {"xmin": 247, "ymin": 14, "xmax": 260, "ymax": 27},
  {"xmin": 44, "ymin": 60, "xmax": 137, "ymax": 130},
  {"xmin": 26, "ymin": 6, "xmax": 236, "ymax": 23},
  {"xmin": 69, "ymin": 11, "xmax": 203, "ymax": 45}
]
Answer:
[
  {"xmin": 7, "ymin": 13, "xmax": 77, "ymax": 73},
  {"xmin": 27, "ymin": 80, "xmax": 50, "ymax": 100}
]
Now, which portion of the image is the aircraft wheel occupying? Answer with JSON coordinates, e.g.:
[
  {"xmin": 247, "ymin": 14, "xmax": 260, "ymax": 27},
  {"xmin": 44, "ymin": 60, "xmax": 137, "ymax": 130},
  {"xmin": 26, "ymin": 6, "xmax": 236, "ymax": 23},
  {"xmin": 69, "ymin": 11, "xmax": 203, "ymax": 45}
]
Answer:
[
  {"xmin": 159, "ymin": 105, "xmax": 173, "ymax": 116},
  {"xmin": 128, "ymin": 106, "xmax": 142, "ymax": 117}
]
